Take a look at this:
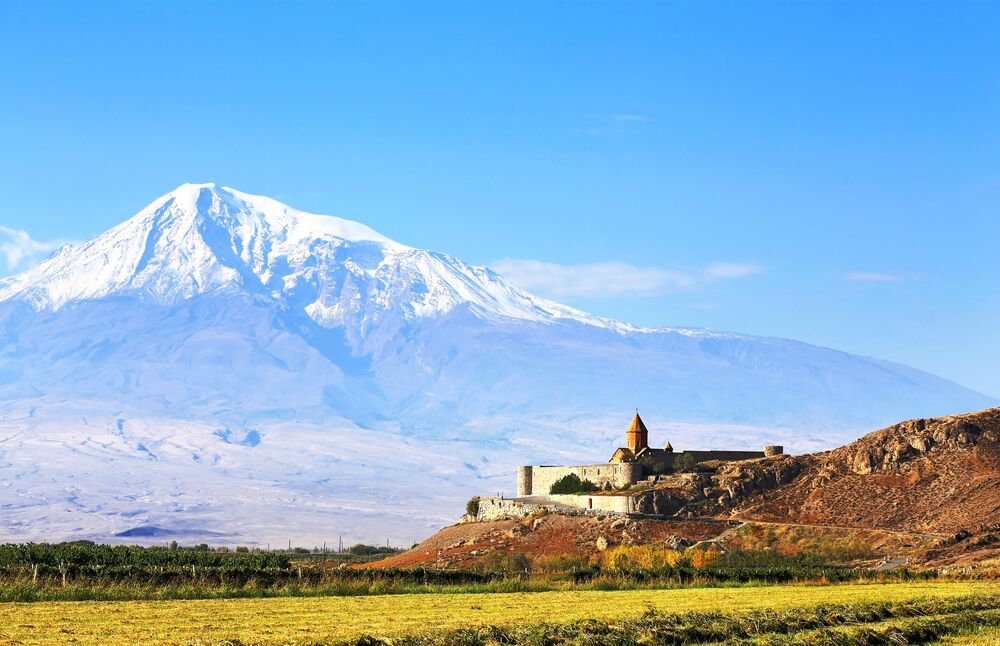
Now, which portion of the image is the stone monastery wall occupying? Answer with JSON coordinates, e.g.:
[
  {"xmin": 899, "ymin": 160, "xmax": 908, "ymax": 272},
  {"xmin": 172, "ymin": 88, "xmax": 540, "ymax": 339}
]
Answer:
[
  {"xmin": 511, "ymin": 413, "xmax": 784, "ymax": 500},
  {"xmin": 474, "ymin": 494, "xmax": 633, "ymax": 521},
  {"xmin": 549, "ymin": 493, "xmax": 633, "ymax": 513},
  {"xmin": 517, "ymin": 463, "xmax": 640, "ymax": 497},
  {"xmin": 474, "ymin": 497, "xmax": 539, "ymax": 521},
  {"xmin": 677, "ymin": 450, "xmax": 766, "ymax": 464}
]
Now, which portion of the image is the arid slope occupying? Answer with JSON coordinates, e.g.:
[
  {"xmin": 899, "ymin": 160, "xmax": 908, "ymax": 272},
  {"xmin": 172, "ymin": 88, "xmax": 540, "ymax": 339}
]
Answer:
[
  {"xmin": 370, "ymin": 407, "xmax": 1000, "ymax": 569},
  {"xmin": 367, "ymin": 515, "xmax": 731, "ymax": 569},
  {"xmin": 726, "ymin": 407, "xmax": 1000, "ymax": 534}
]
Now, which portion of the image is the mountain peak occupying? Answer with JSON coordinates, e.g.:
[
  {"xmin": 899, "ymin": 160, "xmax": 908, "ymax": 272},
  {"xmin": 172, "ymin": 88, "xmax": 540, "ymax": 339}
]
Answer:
[
  {"xmin": 144, "ymin": 183, "xmax": 400, "ymax": 247},
  {"xmin": 0, "ymin": 185, "xmax": 634, "ymax": 334},
  {"xmin": 0, "ymin": 184, "xmax": 406, "ymax": 311}
]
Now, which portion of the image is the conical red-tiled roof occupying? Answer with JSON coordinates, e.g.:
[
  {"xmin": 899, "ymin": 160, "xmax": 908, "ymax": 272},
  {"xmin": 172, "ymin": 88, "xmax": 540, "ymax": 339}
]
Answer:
[
  {"xmin": 625, "ymin": 410, "xmax": 649, "ymax": 452},
  {"xmin": 626, "ymin": 411, "xmax": 648, "ymax": 436}
]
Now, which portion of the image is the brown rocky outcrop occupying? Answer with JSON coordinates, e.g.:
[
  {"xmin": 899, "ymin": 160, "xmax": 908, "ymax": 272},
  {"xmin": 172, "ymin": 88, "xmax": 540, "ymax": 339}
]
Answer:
[
  {"xmin": 364, "ymin": 514, "xmax": 733, "ymax": 569},
  {"xmin": 620, "ymin": 407, "xmax": 998, "ymax": 538},
  {"xmin": 368, "ymin": 407, "xmax": 1000, "ymax": 570},
  {"xmin": 725, "ymin": 407, "xmax": 1000, "ymax": 534}
]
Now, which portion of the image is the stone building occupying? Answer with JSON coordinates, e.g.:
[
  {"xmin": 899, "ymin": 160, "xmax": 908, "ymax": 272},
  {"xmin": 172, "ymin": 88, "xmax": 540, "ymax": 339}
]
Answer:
[{"xmin": 515, "ymin": 411, "xmax": 781, "ymax": 497}]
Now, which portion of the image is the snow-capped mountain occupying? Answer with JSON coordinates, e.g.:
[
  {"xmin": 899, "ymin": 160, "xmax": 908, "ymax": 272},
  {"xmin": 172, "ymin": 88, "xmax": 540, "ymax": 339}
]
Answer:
[
  {"xmin": 0, "ymin": 183, "xmax": 621, "ymax": 331},
  {"xmin": 0, "ymin": 184, "xmax": 993, "ymax": 545}
]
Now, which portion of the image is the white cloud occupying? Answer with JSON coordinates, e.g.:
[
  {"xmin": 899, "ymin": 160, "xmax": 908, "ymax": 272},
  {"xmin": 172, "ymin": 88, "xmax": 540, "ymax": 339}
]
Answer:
[
  {"xmin": 845, "ymin": 272, "xmax": 903, "ymax": 283},
  {"xmin": 489, "ymin": 259, "xmax": 763, "ymax": 298},
  {"xmin": 0, "ymin": 226, "xmax": 66, "ymax": 275},
  {"xmin": 704, "ymin": 262, "xmax": 764, "ymax": 280}
]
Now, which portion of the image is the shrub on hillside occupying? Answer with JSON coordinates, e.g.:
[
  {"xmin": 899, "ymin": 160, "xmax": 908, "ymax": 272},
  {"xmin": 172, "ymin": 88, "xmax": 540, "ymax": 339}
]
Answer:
[
  {"xmin": 533, "ymin": 553, "xmax": 593, "ymax": 574},
  {"xmin": 481, "ymin": 550, "xmax": 532, "ymax": 577},
  {"xmin": 549, "ymin": 473, "xmax": 598, "ymax": 495},
  {"xmin": 603, "ymin": 544, "xmax": 687, "ymax": 570},
  {"xmin": 675, "ymin": 454, "xmax": 697, "ymax": 473},
  {"xmin": 687, "ymin": 545, "xmax": 721, "ymax": 568},
  {"xmin": 601, "ymin": 544, "xmax": 723, "ymax": 571},
  {"xmin": 466, "ymin": 496, "xmax": 480, "ymax": 517},
  {"xmin": 347, "ymin": 544, "xmax": 399, "ymax": 556}
]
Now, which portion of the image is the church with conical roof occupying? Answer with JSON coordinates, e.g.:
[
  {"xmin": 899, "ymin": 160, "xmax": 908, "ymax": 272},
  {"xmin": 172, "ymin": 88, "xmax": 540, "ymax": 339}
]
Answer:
[
  {"xmin": 609, "ymin": 411, "xmax": 674, "ymax": 464},
  {"xmin": 514, "ymin": 411, "xmax": 780, "ymax": 498}
]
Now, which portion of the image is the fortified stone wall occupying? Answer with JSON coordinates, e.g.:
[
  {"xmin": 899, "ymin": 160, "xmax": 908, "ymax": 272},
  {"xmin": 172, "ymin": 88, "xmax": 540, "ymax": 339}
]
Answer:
[
  {"xmin": 516, "ymin": 449, "xmax": 778, "ymax": 497},
  {"xmin": 637, "ymin": 449, "xmax": 768, "ymax": 476},
  {"xmin": 516, "ymin": 466, "xmax": 532, "ymax": 497},
  {"xmin": 473, "ymin": 497, "xmax": 539, "ymax": 521},
  {"xmin": 549, "ymin": 493, "xmax": 632, "ymax": 514},
  {"xmin": 681, "ymin": 450, "xmax": 766, "ymax": 464},
  {"xmin": 473, "ymin": 494, "xmax": 633, "ymax": 520},
  {"xmin": 517, "ymin": 463, "xmax": 640, "ymax": 496}
]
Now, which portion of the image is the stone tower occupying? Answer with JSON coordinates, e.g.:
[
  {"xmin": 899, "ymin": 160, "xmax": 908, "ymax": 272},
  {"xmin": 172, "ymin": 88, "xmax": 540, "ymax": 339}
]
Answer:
[
  {"xmin": 625, "ymin": 411, "xmax": 649, "ymax": 453},
  {"xmin": 516, "ymin": 466, "xmax": 533, "ymax": 497}
]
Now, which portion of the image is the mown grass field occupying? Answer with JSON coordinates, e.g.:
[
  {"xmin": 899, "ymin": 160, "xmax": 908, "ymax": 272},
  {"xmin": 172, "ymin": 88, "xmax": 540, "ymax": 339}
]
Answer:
[
  {"xmin": 0, "ymin": 580, "xmax": 995, "ymax": 645},
  {"xmin": 939, "ymin": 625, "xmax": 1000, "ymax": 645}
]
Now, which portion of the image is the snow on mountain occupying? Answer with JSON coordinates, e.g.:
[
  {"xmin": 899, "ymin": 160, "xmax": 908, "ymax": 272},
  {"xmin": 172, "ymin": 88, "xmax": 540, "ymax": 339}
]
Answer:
[
  {"xmin": 0, "ymin": 183, "xmax": 632, "ymax": 332},
  {"xmin": 0, "ymin": 183, "xmax": 994, "ymax": 545}
]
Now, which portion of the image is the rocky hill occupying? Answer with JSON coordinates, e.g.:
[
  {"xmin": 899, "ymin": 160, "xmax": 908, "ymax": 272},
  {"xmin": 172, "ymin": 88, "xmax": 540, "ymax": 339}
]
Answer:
[
  {"xmin": 373, "ymin": 407, "xmax": 1000, "ymax": 569},
  {"xmin": 366, "ymin": 514, "xmax": 734, "ymax": 570},
  {"xmin": 718, "ymin": 406, "xmax": 1000, "ymax": 535},
  {"xmin": 624, "ymin": 407, "xmax": 999, "ymax": 535}
]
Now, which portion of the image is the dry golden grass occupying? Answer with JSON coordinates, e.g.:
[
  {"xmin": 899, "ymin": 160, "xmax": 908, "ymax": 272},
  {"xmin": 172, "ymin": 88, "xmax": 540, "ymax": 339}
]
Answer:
[
  {"xmin": 0, "ymin": 581, "xmax": 994, "ymax": 645},
  {"xmin": 936, "ymin": 625, "xmax": 1000, "ymax": 645},
  {"xmin": 720, "ymin": 520, "xmax": 940, "ymax": 562}
]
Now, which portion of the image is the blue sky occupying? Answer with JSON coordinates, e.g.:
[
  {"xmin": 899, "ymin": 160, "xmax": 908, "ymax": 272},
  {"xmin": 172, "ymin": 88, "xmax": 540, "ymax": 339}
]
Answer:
[{"xmin": 1, "ymin": 1, "xmax": 998, "ymax": 397}]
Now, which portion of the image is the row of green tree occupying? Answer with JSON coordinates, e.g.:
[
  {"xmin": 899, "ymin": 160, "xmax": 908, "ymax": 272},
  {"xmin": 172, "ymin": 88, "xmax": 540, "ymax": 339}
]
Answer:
[
  {"xmin": 0, "ymin": 541, "xmax": 401, "ymax": 568},
  {"xmin": 0, "ymin": 542, "xmax": 290, "ymax": 568}
]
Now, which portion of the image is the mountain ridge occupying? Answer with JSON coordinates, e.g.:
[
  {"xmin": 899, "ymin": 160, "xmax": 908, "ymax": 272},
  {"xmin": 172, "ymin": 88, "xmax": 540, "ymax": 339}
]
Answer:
[{"xmin": 0, "ymin": 183, "xmax": 637, "ymax": 334}]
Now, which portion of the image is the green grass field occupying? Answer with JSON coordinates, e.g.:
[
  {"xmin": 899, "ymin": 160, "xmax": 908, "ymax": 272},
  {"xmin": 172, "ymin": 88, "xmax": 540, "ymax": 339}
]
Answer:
[{"xmin": 0, "ymin": 580, "xmax": 995, "ymax": 645}]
